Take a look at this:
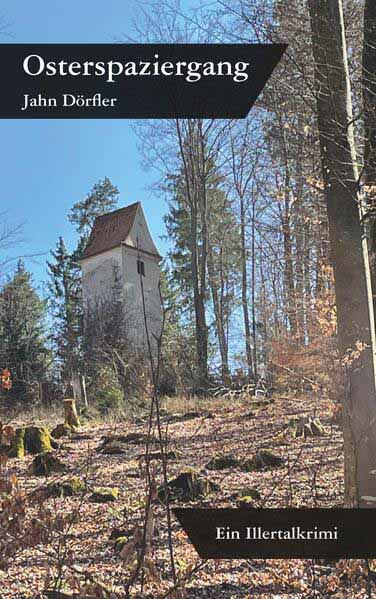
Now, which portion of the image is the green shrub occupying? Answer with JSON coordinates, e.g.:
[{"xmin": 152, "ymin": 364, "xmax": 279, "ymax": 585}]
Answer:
[{"xmin": 94, "ymin": 386, "xmax": 124, "ymax": 414}]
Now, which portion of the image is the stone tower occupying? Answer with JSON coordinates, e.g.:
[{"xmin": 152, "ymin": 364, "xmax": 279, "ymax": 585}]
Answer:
[{"xmin": 80, "ymin": 202, "xmax": 162, "ymax": 353}]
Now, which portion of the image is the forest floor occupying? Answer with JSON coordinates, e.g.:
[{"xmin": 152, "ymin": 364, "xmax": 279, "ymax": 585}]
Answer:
[{"xmin": 1, "ymin": 393, "xmax": 374, "ymax": 598}]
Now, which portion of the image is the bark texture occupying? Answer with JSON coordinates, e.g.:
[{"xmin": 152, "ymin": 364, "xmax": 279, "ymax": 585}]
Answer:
[
  {"xmin": 363, "ymin": 1, "xmax": 376, "ymax": 319},
  {"xmin": 64, "ymin": 398, "xmax": 80, "ymax": 428},
  {"xmin": 308, "ymin": 0, "xmax": 376, "ymax": 507}
]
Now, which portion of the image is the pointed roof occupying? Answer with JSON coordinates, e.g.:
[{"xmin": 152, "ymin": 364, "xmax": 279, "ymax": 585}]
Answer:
[{"xmin": 81, "ymin": 202, "xmax": 143, "ymax": 260}]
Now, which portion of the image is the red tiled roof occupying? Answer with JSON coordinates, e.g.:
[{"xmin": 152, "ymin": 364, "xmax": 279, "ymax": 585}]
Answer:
[{"xmin": 81, "ymin": 202, "xmax": 140, "ymax": 260}]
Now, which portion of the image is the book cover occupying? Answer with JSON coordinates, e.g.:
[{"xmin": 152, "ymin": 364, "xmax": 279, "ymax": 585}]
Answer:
[{"xmin": 0, "ymin": 1, "xmax": 375, "ymax": 597}]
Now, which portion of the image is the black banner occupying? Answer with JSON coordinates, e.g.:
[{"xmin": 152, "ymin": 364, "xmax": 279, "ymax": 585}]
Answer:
[
  {"xmin": 0, "ymin": 44, "xmax": 286, "ymax": 119},
  {"xmin": 174, "ymin": 508, "xmax": 376, "ymax": 559}
]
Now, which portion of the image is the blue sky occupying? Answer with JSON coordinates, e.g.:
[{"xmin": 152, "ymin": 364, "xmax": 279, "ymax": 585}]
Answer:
[{"xmin": 0, "ymin": 0, "xmax": 170, "ymax": 288}]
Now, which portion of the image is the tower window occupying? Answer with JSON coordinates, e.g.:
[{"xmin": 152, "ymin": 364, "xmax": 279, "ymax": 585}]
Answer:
[{"xmin": 137, "ymin": 259, "xmax": 145, "ymax": 276}]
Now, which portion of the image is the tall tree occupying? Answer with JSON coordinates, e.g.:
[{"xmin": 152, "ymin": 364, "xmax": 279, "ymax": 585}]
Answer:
[
  {"xmin": 159, "ymin": 264, "xmax": 197, "ymax": 393},
  {"xmin": 47, "ymin": 237, "xmax": 82, "ymax": 387},
  {"xmin": 175, "ymin": 120, "xmax": 209, "ymax": 388},
  {"xmin": 0, "ymin": 260, "xmax": 48, "ymax": 400},
  {"xmin": 206, "ymin": 186, "xmax": 239, "ymax": 384},
  {"xmin": 228, "ymin": 118, "xmax": 256, "ymax": 378},
  {"xmin": 363, "ymin": 0, "xmax": 376, "ymax": 319},
  {"xmin": 164, "ymin": 157, "xmax": 238, "ymax": 386},
  {"xmin": 308, "ymin": 0, "xmax": 376, "ymax": 507}
]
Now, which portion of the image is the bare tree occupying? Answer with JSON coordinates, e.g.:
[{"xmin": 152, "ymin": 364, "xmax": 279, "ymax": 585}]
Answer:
[{"xmin": 0, "ymin": 213, "xmax": 24, "ymax": 279}]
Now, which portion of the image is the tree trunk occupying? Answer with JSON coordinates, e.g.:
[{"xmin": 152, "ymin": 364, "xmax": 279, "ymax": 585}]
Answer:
[
  {"xmin": 207, "ymin": 245, "xmax": 230, "ymax": 384},
  {"xmin": 175, "ymin": 119, "xmax": 208, "ymax": 389},
  {"xmin": 308, "ymin": 0, "xmax": 376, "ymax": 507},
  {"xmin": 259, "ymin": 255, "xmax": 269, "ymax": 373},
  {"xmin": 280, "ymin": 128, "xmax": 296, "ymax": 335},
  {"xmin": 198, "ymin": 127, "xmax": 209, "ymax": 388},
  {"xmin": 363, "ymin": 0, "xmax": 376, "ymax": 320},
  {"xmin": 303, "ymin": 219, "xmax": 311, "ymax": 341},
  {"xmin": 294, "ymin": 153, "xmax": 305, "ymax": 345},
  {"xmin": 251, "ymin": 201, "xmax": 258, "ymax": 377},
  {"xmin": 240, "ymin": 194, "xmax": 254, "ymax": 378},
  {"xmin": 190, "ymin": 204, "xmax": 208, "ymax": 389},
  {"xmin": 64, "ymin": 398, "xmax": 80, "ymax": 428},
  {"xmin": 282, "ymin": 202, "xmax": 295, "ymax": 335}
]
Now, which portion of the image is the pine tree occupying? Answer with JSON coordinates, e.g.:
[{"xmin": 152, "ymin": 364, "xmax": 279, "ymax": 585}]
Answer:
[
  {"xmin": 159, "ymin": 263, "xmax": 197, "ymax": 393},
  {"xmin": 0, "ymin": 260, "xmax": 48, "ymax": 400},
  {"xmin": 47, "ymin": 178, "xmax": 120, "ymax": 388},
  {"xmin": 163, "ymin": 173, "xmax": 195, "ymax": 310},
  {"xmin": 68, "ymin": 177, "xmax": 119, "ymax": 246},
  {"xmin": 163, "ymin": 166, "xmax": 239, "ymax": 384},
  {"xmin": 47, "ymin": 237, "xmax": 82, "ymax": 387}
]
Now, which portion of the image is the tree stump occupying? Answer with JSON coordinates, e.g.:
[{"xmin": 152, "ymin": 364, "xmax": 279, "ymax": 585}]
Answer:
[
  {"xmin": 157, "ymin": 468, "xmax": 219, "ymax": 502},
  {"xmin": 24, "ymin": 426, "xmax": 55, "ymax": 454},
  {"xmin": 6, "ymin": 426, "xmax": 56, "ymax": 458},
  {"xmin": 241, "ymin": 449, "xmax": 285, "ymax": 471},
  {"xmin": 64, "ymin": 399, "xmax": 80, "ymax": 429},
  {"xmin": 51, "ymin": 423, "xmax": 73, "ymax": 439},
  {"xmin": 32, "ymin": 452, "xmax": 66, "ymax": 476},
  {"xmin": 289, "ymin": 417, "xmax": 326, "ymax": 439},
  {"xmin": 7, "ymin": 428, "xmax": 25, "ymax": 458}
]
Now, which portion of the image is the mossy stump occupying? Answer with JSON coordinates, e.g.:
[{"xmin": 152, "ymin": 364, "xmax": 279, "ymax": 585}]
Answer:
[
  {"xmin": 24, "ymin": 426, "xmax": 55, "ymax": 454},
  {"xmin": 51, "ymin": 423, "xmax": 74, "ymax": 439},
  {"xmin": 289, "ymin": 417, "xmax": 326, "ymax": 439},
  {"xmin": 237, "ymin": 496, "xmax": 256, "ymax": 508},
  {"xmin": 7, "ymin": 426, "xmax": 56, "ymax": 458},
  {"xmin": 241, "ymin": 449, "xmax": 285, "ymax": 472},
  {"xmin": 114, "ymin": 536, "xmax": 128, "ymax": 552},
  {"xmin": 236, "ymin": 487, "xmax": 261, "ymax": 500},
  {"xmin": 205, "ymin": 454, "xmax": 240, "ymax": 471},
  {"xmin": 64, "ymin": 399, "xmax": 80, "ymax": 429},
  {"xmin": 90, "ymin": 487, "xmax": 119, "ymax": 503},
  {"xmin": 46, "ymin": 477, "xmax": 86, "ymax": 498},
  {"xmin": 158, "ymin": 468, "xmax": 219, "ymax": 503},
  {"xmin": 110, "ymin": 529, "xmax": 129, "ymax": 552},
  {"xmin": 7, "ymin": 428, "xmax": 25, "ymax": 458},
  {"xmin": 32, "ymin": 452, "xmax": 66, "ymax": 476}
]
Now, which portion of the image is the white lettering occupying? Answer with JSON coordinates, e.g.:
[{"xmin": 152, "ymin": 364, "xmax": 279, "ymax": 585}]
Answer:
[{"xmin": 23, "ymin": 54, "xmax": 45, "ymax": 76}]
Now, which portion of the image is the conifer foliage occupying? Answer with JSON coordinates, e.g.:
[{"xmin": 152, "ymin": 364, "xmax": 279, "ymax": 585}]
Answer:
[
  {"xmin": 0, "ymin": 260, "xmax": 48, "ymax": 400},
  {"xmin": 47, "ymin": 237, "xmax": 82, "ymax": 388},
  {"xmin": 47, "ymin": 177, "xmax": 120, "ymax": 395}
]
